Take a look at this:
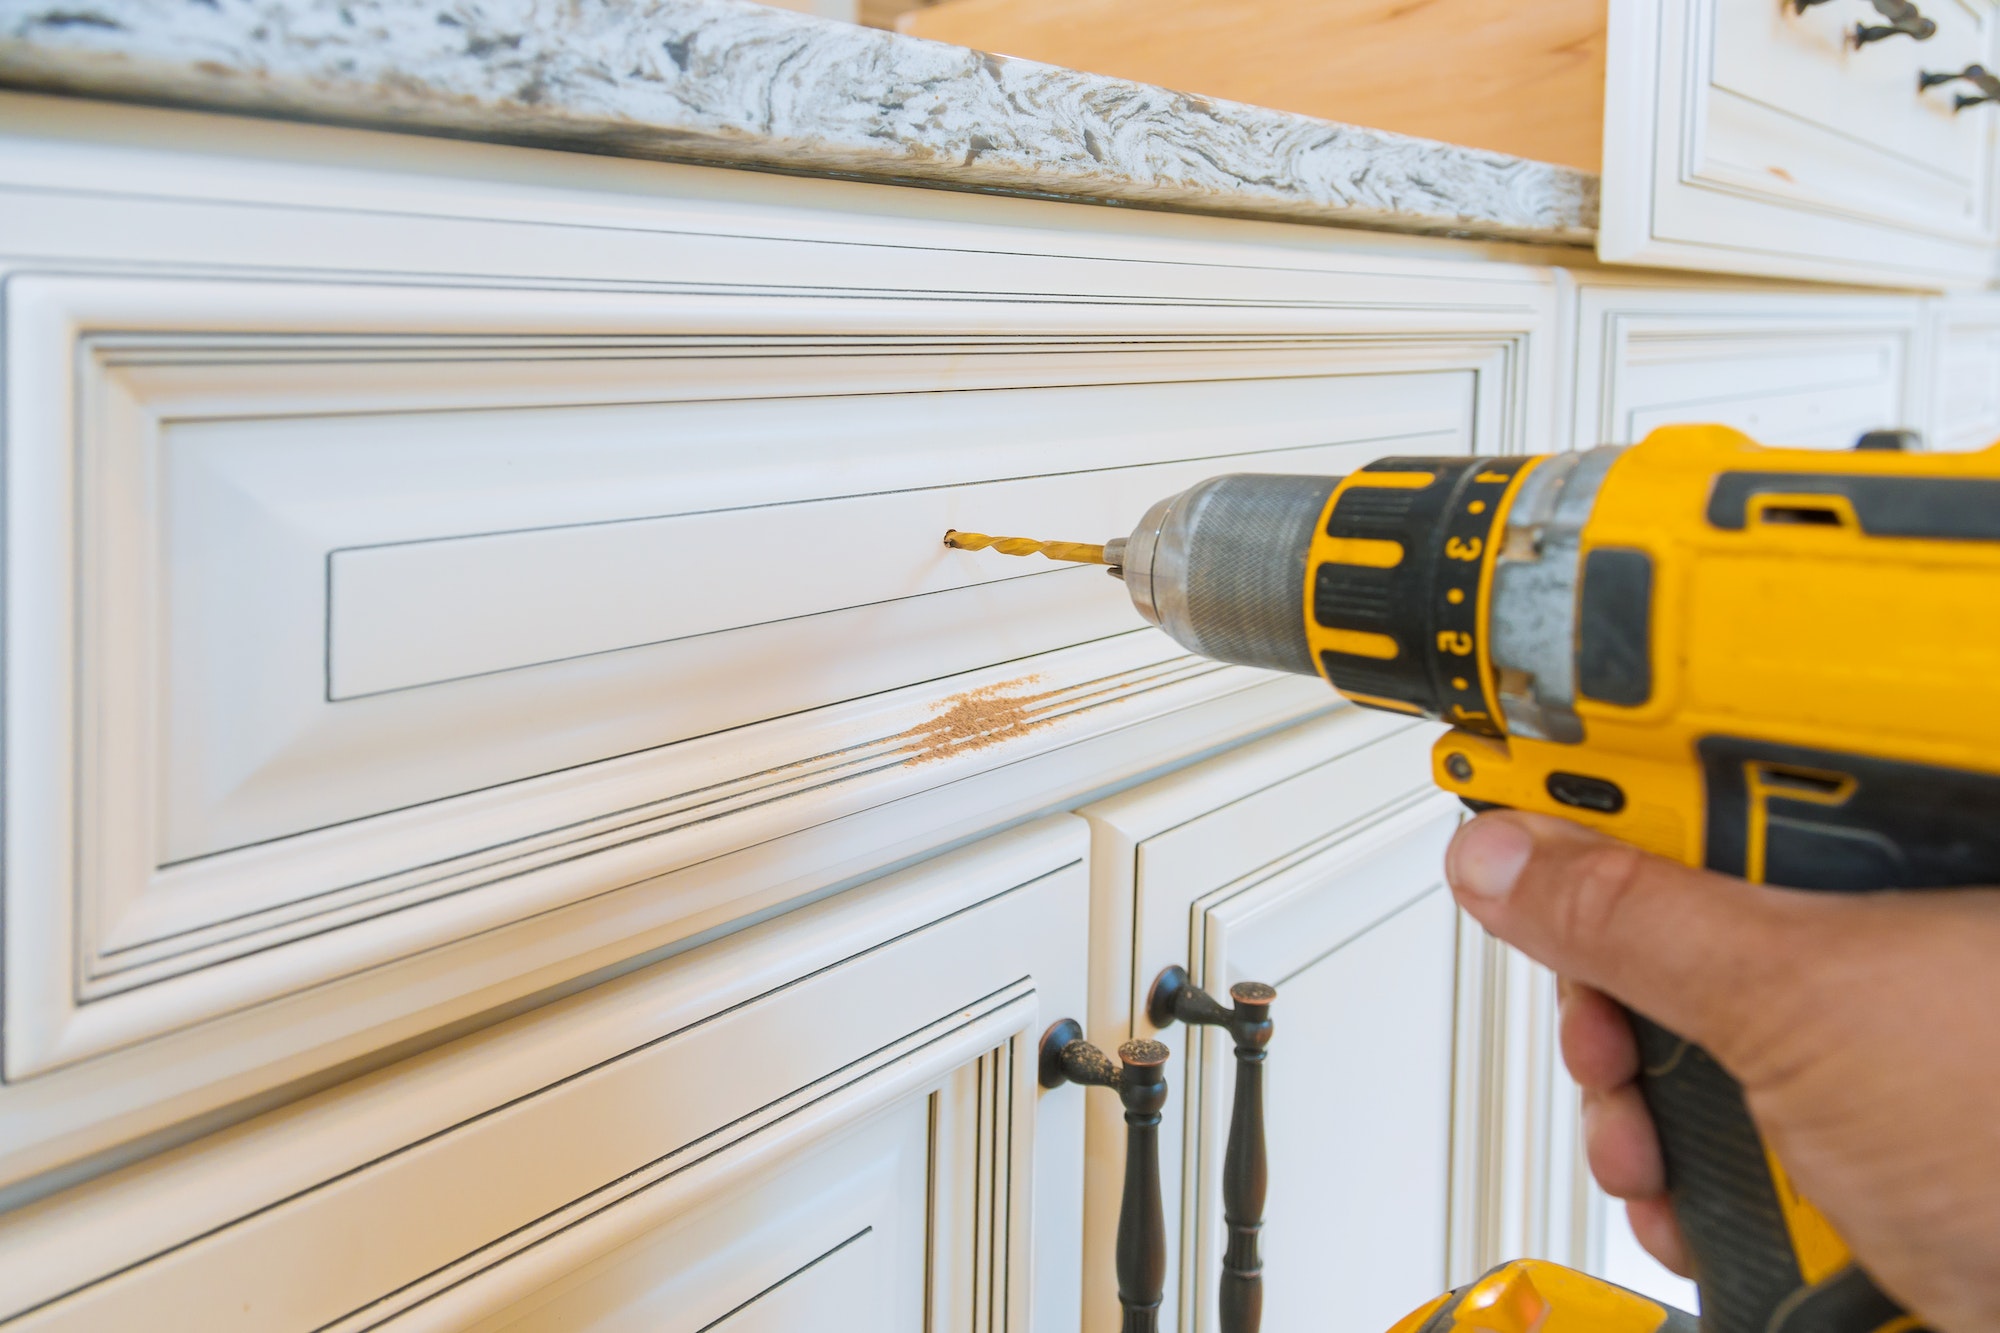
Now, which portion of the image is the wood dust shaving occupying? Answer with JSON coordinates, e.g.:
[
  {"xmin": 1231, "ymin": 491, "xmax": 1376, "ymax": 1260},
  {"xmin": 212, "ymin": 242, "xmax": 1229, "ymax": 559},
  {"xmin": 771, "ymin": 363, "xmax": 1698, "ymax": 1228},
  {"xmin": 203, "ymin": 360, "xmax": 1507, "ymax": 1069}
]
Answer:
[{"xmin": 889, "ymin": 675, "xmax": 1070, "ymax": 765}]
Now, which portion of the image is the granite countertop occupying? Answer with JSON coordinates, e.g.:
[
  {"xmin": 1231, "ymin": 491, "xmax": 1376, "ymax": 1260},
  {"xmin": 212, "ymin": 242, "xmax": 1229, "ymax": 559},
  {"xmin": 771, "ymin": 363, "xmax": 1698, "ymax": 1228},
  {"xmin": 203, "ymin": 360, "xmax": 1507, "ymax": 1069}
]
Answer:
[{"xmin": 0, "ymin": 0, "xmax": 1599, "ymax": 246}]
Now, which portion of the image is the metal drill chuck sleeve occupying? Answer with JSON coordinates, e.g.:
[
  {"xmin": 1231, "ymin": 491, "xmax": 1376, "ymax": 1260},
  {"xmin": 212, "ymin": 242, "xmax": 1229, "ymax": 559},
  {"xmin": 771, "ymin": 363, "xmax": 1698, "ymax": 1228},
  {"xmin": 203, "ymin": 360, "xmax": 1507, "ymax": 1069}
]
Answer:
[
  {"xmin": 1114, "ymin": 473, "xmax": 1337, "ymax": 677},
  {"xmin": 1114, "ymin": 460, "xmax": 1529, "ymax": 733}
]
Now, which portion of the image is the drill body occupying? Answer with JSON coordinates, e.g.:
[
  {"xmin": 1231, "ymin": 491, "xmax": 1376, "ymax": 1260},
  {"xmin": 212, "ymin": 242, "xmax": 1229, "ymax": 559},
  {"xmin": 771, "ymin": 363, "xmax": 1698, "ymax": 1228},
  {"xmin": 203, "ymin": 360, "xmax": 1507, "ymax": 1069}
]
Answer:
[{"xmin": 1093, "ymin": 425, "xmax": 2000, "ymax": 1333}]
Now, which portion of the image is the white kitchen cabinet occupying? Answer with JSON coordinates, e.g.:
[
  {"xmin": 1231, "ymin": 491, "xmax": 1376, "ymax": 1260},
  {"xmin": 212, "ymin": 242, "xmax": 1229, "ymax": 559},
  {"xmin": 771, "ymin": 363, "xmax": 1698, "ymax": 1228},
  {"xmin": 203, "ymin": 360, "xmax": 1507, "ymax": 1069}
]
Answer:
[
  {"xmin": 0, "ymin": 61, "xmax": 1977, "ymax": 1333},
  {"xmin": 0, "ymin": 818, "xmax": 1089, "ymax": 1332},
  {"xmin": 0, "ymin": 91, "xmax": 1559, "ymax": 1197},
  {"xmin": 1602, "ymin": 0, "xmax": 2000, "ymax": 288},
  {"xmin": 1077, "ymin": 709, "xmax": 1563, "ymax": 1333},
  {"xmin": 1564, "ymin": 276, "xmax": 1927, "ymax": 450}
]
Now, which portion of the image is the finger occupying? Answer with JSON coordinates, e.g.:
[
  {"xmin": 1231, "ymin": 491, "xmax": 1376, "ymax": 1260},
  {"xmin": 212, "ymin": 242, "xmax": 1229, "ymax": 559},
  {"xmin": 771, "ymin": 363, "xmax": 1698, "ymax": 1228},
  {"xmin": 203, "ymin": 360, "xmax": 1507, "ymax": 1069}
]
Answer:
[
  {"xmin": 1626, "ymin": 1197, "xmax": 1694, "ymax": 1280},
  {"xmin": 1583, "ymin": 1083, "xmax": 1665, "ymax": 1199},
  {"xmin": 1446, "ymin": 812, "xmax": 1795, "ymax": 1055},
  {"xmin": 1560, "ymin": 981, "xmax": 1640, "ymax": 1092}
]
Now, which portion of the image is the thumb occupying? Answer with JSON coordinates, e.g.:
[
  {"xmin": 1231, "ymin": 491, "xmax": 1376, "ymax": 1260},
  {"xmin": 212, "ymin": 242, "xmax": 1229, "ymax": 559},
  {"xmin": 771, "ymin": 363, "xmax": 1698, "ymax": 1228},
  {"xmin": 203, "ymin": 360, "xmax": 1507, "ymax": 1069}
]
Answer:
[{"xmin": 1445, "ymin": 810, "xmax": 1800, "ymax": 1058}]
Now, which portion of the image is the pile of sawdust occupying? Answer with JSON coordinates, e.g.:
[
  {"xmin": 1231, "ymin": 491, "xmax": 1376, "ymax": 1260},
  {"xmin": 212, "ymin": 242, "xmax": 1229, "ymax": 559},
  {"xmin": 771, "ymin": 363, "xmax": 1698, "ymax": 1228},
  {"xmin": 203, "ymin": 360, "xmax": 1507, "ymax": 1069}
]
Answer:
[{"xmin": 890, "ymin": 675, "xmax": 1065, "ymax": 765}]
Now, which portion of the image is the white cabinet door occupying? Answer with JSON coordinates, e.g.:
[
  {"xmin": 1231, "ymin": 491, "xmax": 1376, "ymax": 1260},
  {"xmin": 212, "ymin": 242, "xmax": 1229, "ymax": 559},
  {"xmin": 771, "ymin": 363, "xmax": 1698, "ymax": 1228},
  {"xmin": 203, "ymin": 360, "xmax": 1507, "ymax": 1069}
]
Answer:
[
  {"xmin": 1215, "ymin": 807, "xmax": 1463, "ymax": 1333},
  {"xmin": 1601, "ymin": 0, "xmax": 2000, "ymax": 288},
  {"xmin": 1079, "ymin": 710, "xmax": 1561, "ymax": 1333},
  {"xmin": 1927, "ymin": 293, "xmax": 2000, "ymax": 450},
  {"xmin": 1566, "ymin": 279, "xmax": 1926, "ymax": 451},
  {"xmin": 0, "ymin": 99, "xmax": 1558, "ymax": 1198},
  {"xmin": 0, "ymin": 818, "xmax": 1089, "ymax": 1333}
]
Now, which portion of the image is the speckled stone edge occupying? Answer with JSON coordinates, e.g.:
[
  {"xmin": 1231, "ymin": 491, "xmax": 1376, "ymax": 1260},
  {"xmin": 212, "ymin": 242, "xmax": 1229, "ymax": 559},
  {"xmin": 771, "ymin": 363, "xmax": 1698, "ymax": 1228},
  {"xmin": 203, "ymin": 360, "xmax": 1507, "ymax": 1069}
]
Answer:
[{"xmin": 0, "ymin": 0, "xmax": 1599, "ymax": 245}]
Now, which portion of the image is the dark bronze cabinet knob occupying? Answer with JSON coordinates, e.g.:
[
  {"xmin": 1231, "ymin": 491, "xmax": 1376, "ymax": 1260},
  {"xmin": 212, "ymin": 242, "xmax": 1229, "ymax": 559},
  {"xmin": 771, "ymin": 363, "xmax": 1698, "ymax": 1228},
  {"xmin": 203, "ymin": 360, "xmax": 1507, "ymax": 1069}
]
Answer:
[
  {"xmin": 1040, "ymin": 1020, "xmax": 1170, "ymax": 1333},
  {"xmin": 1149, "ymin": 967, "xmax": 1276, "ymax": 1333},
  {"xmin": 1794, "ymin": 0, "xmax": 1936, "ymax": 40},
  {"xmin": 1919, "ymin": 63, "xmax": 2000, "ymax": 109},
  {"xmin": 1853, "ymin": 0, "xmax": 1936, "ymax": 44}
]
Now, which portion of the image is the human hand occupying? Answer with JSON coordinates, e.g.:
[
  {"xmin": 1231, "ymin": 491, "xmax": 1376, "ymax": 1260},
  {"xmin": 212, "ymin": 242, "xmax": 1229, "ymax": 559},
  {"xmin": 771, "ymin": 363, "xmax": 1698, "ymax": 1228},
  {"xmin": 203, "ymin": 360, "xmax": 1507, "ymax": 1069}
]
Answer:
[{"xmin": 1443, "ymin": 810, "xmax": 2000, "ymax": 1332}]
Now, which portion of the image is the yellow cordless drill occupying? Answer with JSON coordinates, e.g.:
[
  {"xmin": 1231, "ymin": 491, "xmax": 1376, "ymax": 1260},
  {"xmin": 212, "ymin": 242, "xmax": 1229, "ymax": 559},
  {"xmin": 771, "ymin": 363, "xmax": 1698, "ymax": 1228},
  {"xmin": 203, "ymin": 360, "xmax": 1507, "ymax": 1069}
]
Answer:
[{"xmin": 950, "ymin": 424, "xmax": 2000, "ymax": 1333}]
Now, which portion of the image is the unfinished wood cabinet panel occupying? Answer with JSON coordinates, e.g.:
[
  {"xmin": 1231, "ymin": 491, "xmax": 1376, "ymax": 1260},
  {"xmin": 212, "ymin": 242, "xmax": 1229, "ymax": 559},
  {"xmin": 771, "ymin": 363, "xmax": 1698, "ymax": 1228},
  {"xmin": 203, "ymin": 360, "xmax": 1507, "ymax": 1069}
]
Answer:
[
  {"xmin": 0, "ymin": 101, "xmax": 1558, "ymax": 1197},
  {"xmin": 899, "ymin": 0, "xmax": 1608, "ymax": 171},
  {"xmin": 1565, "ymin": 279, "xmax": 1926, "ymax": 451},
  {"xmin": 1077, "ymin": 710, "xmax": 1564, "ymax": 1333},
  {"xmin": 1602, "ymin": 0, "xmax": 2000, "ymax": 288},
  {"xmin": 0, "ymin": 819, "xmax": 1088, "ymax": 1333}
]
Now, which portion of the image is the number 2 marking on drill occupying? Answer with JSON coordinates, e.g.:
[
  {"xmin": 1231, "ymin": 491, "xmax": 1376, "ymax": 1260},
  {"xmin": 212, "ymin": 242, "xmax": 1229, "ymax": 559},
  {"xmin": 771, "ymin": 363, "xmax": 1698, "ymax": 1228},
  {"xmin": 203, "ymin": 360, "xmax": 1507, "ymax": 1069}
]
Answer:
[
  {"xmin": 1437, "ymin": 631, "xmax": 1474, "ymax": 655},
  {"xmin": 1445, "ymin": 537, "xmax": 1483, "ymax": 562}
]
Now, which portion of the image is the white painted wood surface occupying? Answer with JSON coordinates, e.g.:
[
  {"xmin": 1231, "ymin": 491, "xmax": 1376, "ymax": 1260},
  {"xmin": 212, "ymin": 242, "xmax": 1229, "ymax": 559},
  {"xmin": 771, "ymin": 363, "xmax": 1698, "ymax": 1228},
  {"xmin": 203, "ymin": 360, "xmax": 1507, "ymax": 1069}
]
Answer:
[
  {"xmin": 1927, "ymin": 292, "xmax": 2000, "ymax": 450},
  {"xmin": 1078, "ymin": 710, "xmax": 1565, "ymax": 1333},
  {"xmin": 0, "ymin": 818, "xmax": 1087, "ymax": 1331},
  {"xmin": 0, "ymin": 91, "xmax": 1557, "ymax": 1195},
  {"xmin": 467, "ymin": 1100, "xmax": 932, "ymax": 1333},
  {"xmin": 1600, "ymin": 0, "xmax": 2000, "ymax": 289},
  {"xmin": 1563, "ymin": 276, "xmax": 1927, "ymax": 452}
]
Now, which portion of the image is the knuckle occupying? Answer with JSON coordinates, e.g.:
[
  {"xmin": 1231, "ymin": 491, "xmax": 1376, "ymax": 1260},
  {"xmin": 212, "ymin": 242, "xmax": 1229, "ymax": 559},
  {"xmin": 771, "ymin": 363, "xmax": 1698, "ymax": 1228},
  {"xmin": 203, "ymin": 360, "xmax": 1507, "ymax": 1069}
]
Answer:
[{"xmin": 1548, "ymin": 842, "xmax": 1650, "ymax": 950}]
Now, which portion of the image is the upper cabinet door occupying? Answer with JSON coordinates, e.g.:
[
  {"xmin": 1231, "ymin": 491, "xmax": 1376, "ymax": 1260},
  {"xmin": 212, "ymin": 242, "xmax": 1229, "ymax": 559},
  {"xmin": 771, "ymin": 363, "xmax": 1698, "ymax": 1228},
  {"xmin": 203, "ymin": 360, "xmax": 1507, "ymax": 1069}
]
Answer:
[{"xmin": 1601, "ymin": 0, "xmax": 2000, "ymax": 288}]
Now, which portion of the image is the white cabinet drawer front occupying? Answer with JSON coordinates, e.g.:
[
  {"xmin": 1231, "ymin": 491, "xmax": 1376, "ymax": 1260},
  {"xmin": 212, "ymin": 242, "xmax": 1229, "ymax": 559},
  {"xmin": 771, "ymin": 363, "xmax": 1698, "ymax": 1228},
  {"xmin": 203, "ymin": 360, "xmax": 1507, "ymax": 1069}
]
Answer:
[
  {"xmin": 4, "ymin": 271, "xmax": 1493, "ymax": 1083},
  {"xmin": 468, "ymin": 1101, "xmax": 932, "ymax": 1333},
  {"xmin": 1710, "ymin": 0, "xmax": 1989, "ymax": 231},
  {"xmin": 1602, "ymin": 0, "xmax": 2000, "ymax": 287},
  {"xmin": 1568, "ymin": 287, "xmax": 1924, "ymax": 451},
  {"xmin": 0, "ymin": 820, "xmax": 1087, "ymax": 1331}
]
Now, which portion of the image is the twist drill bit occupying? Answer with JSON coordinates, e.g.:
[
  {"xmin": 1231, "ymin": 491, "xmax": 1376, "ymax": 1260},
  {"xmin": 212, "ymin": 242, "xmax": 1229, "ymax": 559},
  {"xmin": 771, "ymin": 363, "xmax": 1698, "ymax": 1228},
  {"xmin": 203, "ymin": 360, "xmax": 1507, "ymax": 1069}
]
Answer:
[{"xmin": 944, "ymin": 530, "xmax": 1108, "ymax": 565}]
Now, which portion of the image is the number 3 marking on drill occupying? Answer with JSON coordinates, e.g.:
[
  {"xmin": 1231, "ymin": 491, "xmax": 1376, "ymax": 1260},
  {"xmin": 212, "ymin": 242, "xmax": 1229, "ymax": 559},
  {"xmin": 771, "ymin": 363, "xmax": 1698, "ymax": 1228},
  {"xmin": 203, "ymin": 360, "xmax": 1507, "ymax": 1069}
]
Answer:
[
  {"xmin": 1437, "ymin": 631, "xmax": 1474, "ymax": 655},
  {"xmin": 1445, "ymin": 537, "xmax": 1483, "ymax": 561}
]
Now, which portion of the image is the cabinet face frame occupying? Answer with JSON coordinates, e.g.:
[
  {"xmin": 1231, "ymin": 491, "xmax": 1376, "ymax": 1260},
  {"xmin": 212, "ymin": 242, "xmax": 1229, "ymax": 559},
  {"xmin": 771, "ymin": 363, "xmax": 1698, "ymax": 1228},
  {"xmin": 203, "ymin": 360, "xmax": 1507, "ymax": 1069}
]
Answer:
[
  {"xmin": 1078, "ymin": 709, "xmax": 1565, "ymax": 1333},
  {"xmin": 0, "ymin": 818, "xmax": 1088, "ymax": 1332},
  {"xmin": 1600, "ymin": 0, "xmax": 2000, "ymax": 289},
  {"xmin": 0, "ymin": 99, "xmax": 1559, "ymax": 1198}
]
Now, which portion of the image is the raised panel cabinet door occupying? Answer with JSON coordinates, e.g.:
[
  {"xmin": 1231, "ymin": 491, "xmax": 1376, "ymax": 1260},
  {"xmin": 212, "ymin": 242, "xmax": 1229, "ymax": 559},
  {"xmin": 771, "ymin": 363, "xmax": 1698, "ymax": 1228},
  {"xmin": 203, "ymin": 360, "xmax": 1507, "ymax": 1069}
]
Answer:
[
  {"xmin": 1927, "ymin": 293, "xmax": 2000, "ymax": 450},
  {"xmin": 1078, "ymin": 710, "xmax": 1563, "ymax": 1333},
  {"xmin": 1601, "ymin": 0, "xmax": 2000, "ymax": 288},
  {"xmin": 0, "ymin": 818, "xmax": 1090, "ymax": 1333},
  {"xmin": 0, "ymin": 97, "xmax": 1558, "ymax": 1196},
  {"xmin": 1565, "ymin": 280, "xmax": 1927, "ymax": 451}
]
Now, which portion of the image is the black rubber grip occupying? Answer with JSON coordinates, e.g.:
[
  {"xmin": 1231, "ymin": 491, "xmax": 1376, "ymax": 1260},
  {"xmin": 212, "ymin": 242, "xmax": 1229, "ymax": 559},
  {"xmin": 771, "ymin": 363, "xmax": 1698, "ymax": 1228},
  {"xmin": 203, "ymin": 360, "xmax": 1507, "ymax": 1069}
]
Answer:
[
  {"xmin": 1633, "ymin": 1016, "xmax": 1924, "ymax": 1333},
  {"xmin": 1632, "ymin": 1016, "xmax": 1799, "ymax": 1331}
]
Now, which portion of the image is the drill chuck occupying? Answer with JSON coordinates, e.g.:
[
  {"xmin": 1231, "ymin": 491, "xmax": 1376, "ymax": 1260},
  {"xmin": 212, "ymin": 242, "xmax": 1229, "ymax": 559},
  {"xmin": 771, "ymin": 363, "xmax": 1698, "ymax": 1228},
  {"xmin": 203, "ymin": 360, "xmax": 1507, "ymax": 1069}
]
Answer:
[
  {"xmin": 1106, "ymin": 450, "xmax": 1633, "ymax": 746},
  {"xmin": 1108, "ymin": 473, "xmax": 1336, "ymax": 677}
]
